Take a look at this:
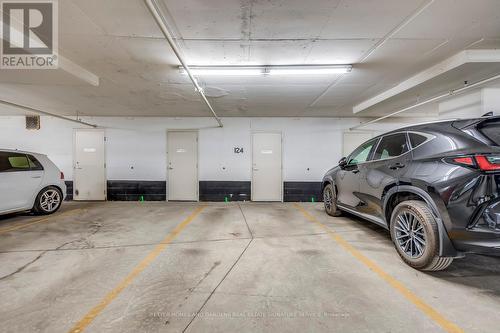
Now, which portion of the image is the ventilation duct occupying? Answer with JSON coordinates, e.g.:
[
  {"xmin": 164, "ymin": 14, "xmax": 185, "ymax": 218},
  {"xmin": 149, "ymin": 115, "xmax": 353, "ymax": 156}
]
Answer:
[{"xmin": 26, "ymin": 115, "xmax": 40, "ymax": 130}]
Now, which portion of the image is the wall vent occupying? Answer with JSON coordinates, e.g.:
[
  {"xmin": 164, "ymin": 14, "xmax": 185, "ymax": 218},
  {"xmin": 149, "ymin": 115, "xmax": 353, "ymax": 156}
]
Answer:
[{"xmin": 26, "ymin": 115, "xmax": 40, "ymax": 130}]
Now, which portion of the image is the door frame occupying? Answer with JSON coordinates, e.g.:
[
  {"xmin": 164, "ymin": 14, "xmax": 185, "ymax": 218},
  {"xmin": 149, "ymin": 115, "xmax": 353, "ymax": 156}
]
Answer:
[
  {"xmin": 73, "ymin": 128, "xmax": 107, "ymax": 201},
  {"xmin": 251, "ymin": 131, "xmax": 283, "ymax": 202},
  {"xmin": 166, "ymin": 130, "xmax": 199, "ymax": 202}
]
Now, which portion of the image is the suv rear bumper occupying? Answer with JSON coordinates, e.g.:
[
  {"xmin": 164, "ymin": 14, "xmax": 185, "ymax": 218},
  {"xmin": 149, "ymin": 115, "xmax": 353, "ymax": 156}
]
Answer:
[
  {"xmin": 453, "ymin": 237, "xmax": 500, "ymax": 255},
  {"xmin": 451, "ymin": 200, "xmax": 500, "ymax": 255}
]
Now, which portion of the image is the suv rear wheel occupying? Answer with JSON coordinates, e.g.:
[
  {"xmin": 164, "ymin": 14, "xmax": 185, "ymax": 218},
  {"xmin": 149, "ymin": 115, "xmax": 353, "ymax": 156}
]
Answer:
[
  {"xmin": 390, "ymin": 200, "xmax": 453, "ymax": 271},
  {"xmin": 33, "ymin": 186, "xmax": 63, "ymax": 215},
  {"xmin": 323, "ymin": 184, "xmax": 341, "ymax": 217}
]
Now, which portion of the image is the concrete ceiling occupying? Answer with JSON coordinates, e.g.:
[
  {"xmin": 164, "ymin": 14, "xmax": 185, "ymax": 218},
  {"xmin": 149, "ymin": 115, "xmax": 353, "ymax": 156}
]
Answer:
[{"xmin": 1, "ymin": 0, "xmax": 500, "ymax": 118}]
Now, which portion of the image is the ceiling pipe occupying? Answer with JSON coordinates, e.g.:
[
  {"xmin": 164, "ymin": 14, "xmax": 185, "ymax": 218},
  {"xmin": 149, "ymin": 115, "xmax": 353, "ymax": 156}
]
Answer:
[
  {"xmin": 350, "ymin": 73, "xmax": 500, "ymax": 131},
  {"xmin": 0, "ymin": 99, "xmax": 97, "ymax": 128},
  {"xmin": 144, "ymin": 0, "xmax": 223, "ymax": 128}
]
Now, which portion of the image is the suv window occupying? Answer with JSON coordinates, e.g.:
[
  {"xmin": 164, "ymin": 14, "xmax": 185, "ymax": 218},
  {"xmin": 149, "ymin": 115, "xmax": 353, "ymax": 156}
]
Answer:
[
  {"xmin": 0, "ymin": 152, "xmax": 42, "ymax": 172},
  {"xmin": 409, "ymin": 132, "xmax": 428, "ymax": 148},
  {"xmin": 347, "ymin": 139, "xmax": 378, "ymax": 166},
  {"xmin": 373, "ymin": 133, "xmax": 409, "ymax": 160}
]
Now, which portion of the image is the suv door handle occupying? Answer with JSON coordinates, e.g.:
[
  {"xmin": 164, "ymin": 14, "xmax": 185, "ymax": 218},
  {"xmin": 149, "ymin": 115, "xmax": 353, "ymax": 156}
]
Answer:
[
  {"xmin": 352, "ymin": 169, "xmax": 360, "ymax": 174},
  {"xmin": 388, "ymin": 163, "xmax": 405, "ymax": 170}
]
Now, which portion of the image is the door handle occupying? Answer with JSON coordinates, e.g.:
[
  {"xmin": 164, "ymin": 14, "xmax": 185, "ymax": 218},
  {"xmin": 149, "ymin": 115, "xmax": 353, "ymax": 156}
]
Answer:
[
  {"xmin": 168, "ymin": 167, "xmax": 174, "ymax": 170},
  {"xmin": 352, "ymin": 169, "xmax": 360, "ymax": 174},
  {"xmin": 388, "ymin": 163, "xmax": 405, "ymax": 170},
  {"xmin": 31, "ymin": 176, "xmax": 41, "ymax": 179},
  {"xmin": 253, "ymin": 168, "xmax": 259, "ymax": 171}
]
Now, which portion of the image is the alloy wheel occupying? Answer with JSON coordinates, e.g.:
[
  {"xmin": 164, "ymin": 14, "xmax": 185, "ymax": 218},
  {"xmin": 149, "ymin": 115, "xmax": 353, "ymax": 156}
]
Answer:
[
  {"xmin": 394, "ymin": 211, "xmax": 426, "ymax": 258},
  {"xmin": 40, "ymin": 189, "xmax": 61, "ymax": 213}
]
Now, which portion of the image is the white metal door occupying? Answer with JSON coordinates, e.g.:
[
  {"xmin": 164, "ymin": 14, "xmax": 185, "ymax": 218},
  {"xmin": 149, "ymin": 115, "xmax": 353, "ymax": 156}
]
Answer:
[
  {"xmin": 74, "ymin": 130, "xmax": 106, "ymax": 201},
  {"xmin": 252, "ymin": 132, "xmax": 282, "ymax": 201},
  {"xmin": 167, "ymin": 131, "xmax": 198, "ymax": 201}
]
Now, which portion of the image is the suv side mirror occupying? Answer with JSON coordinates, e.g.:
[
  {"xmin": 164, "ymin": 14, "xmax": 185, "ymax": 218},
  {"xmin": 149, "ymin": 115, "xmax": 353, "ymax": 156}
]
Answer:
[{"xmin": 339, "ymin": 157, "xmax": 347, "ymax": 169}]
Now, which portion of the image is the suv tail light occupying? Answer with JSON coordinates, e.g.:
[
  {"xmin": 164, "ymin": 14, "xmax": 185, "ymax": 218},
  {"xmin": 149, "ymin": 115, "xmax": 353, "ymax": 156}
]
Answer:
[
  {"xmin": 452, "ymin": 157, "xmax": 475, "ymax": 166},
  {"xmin": 475, "ymin": 156, "xmax": 500, "ymax": 171},
  {"xmin": 450, "ymin": 155, "xmax": 500, "ymax": 171},
  {"xmin": 60, "ymin": 172, "xmax": 65, "ymax": 180}
]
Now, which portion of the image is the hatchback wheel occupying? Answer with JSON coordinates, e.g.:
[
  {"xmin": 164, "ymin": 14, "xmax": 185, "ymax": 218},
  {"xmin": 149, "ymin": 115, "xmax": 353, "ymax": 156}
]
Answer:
[
  {"xmin": 33, "ymin": 186, "xmax": 63, "ymax": 215},
  {"xmin": 323, "ymin": 184, "xmax": 341, "ymax": 217},
  {"xmin": 390, "ymin": 200, "xmax": 453, "ymax": 271}
]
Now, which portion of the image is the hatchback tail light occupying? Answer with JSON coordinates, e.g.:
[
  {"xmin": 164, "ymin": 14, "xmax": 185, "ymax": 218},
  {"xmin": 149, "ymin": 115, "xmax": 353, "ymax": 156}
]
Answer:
[
  {"xmin": 450, "ymin": 155, "xmax": 500, "ymax": 171},
  {"xmin": 60, "ymin": 172, "xmax": 65, "ymax": 180}
]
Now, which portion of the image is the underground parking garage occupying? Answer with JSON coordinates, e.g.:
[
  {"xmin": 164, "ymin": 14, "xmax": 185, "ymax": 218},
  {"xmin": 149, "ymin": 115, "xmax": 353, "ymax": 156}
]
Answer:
[{"xmin": 1, "ymin": 1, "xmax": 500, "ymax": 332}]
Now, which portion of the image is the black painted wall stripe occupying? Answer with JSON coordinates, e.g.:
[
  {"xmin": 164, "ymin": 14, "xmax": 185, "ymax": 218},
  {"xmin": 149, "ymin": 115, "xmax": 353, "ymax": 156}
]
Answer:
[
  {"xmin": 64, "ymin": 181, "xmax": 73, "ymax": 201},
  {"xmin": 64, "ymin": 180, "xmax": 323, "ymax": 202},
  {"xmin": 283, "ymin": 181, "xmax": 322, "ymax": 202},
  {"xmin": 65, "ymin": 180, "xmax": 166, "ymax": 201},
  {"xmin": 199, "ymin": 181, "xmax": 251, "ymax": 202},
  {"xmin": 107, "ymin": 180, "xmax": 166, "ymax": 201}
]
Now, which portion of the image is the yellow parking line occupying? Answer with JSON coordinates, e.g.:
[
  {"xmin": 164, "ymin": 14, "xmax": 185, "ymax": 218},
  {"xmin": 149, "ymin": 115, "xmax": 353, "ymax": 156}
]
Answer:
[
  {"xmin": 293, "ymin": 203, "xmax": 464, "ymax": 333},
  {"xmin": 68, "ymin": 205, "xmax": 206, "ymax": 333},
  {"xmin": 0, "ymin": 208, "xmax": 83, "ymax": 235}
]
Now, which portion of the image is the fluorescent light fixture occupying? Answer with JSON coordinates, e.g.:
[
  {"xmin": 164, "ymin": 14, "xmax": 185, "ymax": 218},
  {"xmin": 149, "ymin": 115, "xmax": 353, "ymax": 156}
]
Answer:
[
  {"xmin": 179, "ymin": 65, "xmax": 352, "ymax": 76},
  {"xmin": 269, "ymin": 65, "xmax": 352, "ymax": 75},
  {"xmin": 180, "ymin": 67, "xmax": 263, "ymax": 76}
]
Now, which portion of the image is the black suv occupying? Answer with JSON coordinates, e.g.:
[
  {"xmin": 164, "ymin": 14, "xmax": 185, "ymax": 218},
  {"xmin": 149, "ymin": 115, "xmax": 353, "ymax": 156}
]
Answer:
[{"xmin": 322, "ymin": 116, "xmax": 500, "ymax": 271}]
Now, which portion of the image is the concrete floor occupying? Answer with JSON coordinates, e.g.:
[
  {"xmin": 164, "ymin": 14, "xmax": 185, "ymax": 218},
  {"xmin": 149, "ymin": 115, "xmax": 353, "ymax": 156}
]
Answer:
[{"xmin": 1, "ymin": 202, "xmax": 500, "ymax": 333}]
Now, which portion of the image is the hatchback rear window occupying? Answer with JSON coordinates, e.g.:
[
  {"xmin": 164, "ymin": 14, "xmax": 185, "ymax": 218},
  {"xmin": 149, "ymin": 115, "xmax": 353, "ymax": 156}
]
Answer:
[
  {"xmin": 9, "ymin": 156, "xmax": 30, "ymax": 169},
  {"xmin": 28, "ymin": 155, "xmax": 44, "ymax": 170},
  {"xmin": 0, "ymin": 152, "xmax": 41, "ymax": 172}
]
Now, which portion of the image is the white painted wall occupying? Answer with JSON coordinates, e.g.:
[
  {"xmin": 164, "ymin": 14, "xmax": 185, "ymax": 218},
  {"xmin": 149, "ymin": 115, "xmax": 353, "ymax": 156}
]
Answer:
[
  {"xmin": 438, "ymin": 87, "xmax": 500, "ymax": 119},
  {"xmin": 438, "ymin": 90, "xmax": 483, "ymax": 119},
  {"xmin": 0, "ymin": 116, "xmax": 435, "ymax": 182},
  {"xmin": 482, "ymin": 88, "xmax": 500, "ymax": 115}
]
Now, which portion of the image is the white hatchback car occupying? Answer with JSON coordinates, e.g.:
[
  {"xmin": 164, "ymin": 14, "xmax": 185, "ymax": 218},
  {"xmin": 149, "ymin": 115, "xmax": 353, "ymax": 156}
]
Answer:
[{"xmin": 0, "ymin": 149, "xmax": 67, "ymax": 215}]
